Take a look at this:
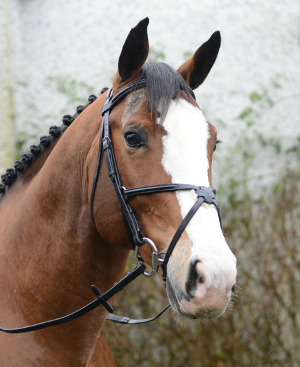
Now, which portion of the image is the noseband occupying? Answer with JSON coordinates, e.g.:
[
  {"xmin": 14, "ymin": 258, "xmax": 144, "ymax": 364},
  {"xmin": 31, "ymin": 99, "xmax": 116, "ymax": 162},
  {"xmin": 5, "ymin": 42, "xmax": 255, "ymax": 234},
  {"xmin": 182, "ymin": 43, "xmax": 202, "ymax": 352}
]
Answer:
[{"xmin": 90, "ymin": 80, "xmax": 222, "ymax": 281}]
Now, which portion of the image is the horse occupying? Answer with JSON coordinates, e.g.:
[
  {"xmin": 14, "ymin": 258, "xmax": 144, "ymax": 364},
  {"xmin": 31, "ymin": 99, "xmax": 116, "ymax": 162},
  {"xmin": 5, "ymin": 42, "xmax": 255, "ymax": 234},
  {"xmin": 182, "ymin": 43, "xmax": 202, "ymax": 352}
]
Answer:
[{"xmin": 0, "ymin": 18, "xmax": 237, "ymax": 366}]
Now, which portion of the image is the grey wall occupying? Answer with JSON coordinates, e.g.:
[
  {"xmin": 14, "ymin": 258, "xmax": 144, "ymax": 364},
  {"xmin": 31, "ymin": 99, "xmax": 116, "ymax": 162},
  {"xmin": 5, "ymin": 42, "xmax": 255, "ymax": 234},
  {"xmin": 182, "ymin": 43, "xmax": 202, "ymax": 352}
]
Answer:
[{"xmin": 2, "ymin": 0, "xmax": 300, "ymax": 188}]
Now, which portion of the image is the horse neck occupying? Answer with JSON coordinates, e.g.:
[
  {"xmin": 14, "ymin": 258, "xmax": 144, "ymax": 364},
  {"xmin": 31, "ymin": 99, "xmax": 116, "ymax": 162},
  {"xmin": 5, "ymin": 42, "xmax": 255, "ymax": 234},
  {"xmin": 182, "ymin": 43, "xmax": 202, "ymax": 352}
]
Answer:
[{"xmin": 0, "ymin": 98, "xmax": 130, "ymax": 363}]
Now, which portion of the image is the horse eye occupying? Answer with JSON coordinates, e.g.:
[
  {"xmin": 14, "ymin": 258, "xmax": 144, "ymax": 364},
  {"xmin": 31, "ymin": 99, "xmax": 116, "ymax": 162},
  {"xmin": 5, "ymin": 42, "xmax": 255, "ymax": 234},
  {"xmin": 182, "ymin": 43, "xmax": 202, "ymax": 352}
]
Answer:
[{"xmin": 125, "ymin": 133, "xmax": 140, "ymax": 147}]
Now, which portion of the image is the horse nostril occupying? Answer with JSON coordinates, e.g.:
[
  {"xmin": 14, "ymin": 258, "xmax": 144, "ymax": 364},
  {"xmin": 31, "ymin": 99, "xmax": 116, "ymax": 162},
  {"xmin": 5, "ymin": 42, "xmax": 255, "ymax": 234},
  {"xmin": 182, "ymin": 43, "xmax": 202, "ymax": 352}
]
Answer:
[
  {"xmin": 185, "ymin": 260, "xmax": 199, "ymax": 297},
  {"xmin": 185, "ymin": 260, "xmax": 206, "ymax": 297},
  {"xmin": 231, "ymin": 283, "xmax": 236, "ymax": 294}
]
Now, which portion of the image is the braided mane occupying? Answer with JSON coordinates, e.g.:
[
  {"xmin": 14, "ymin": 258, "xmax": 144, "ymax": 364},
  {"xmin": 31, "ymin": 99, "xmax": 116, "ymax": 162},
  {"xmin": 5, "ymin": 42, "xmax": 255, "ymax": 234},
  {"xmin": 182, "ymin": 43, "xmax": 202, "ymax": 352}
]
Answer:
[{"xmin": 0, "ymin": 89, "xmax": 108, "ymax": 197}]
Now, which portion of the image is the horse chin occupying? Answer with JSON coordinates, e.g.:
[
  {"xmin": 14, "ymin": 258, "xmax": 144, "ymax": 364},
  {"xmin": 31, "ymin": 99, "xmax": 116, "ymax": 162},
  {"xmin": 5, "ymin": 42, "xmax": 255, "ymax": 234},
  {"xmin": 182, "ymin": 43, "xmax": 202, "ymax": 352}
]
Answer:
[
  {"xmin": 165, "ymin": 276, "xmax": 185, "ymax": 317},
  {"xmin": 166, "ymin": 275, "xmax": 229, "ymax": 320},
  {"xmin": 179, "ymin": 300, "xmax": 227, "ymax": 320}
]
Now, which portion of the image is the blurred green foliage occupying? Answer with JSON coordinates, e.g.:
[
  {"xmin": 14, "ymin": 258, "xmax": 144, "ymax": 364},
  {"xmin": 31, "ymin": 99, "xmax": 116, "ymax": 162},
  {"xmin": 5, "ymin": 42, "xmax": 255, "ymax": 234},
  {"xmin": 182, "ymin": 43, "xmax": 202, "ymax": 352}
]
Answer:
[
  {"xmin": 183, "ymin": 51, "xmax": 193, "ymax": 60},
  {"xmin": 102, "ymin": 167, "xmax": 300, "ymax": 367},
  {"xmin": 45, "ymin": 76, "xmax": 96, "ymax": 104},
  {"xmin": 102, "ymin": 77, "xmax": 300, "ymax": 366},
  {"xmin": 14, "ymin": 76, "xmax": 98, "ymax": 159},
  {"xmin": 147, "ymin": 46, "xmax": 166, "ymax": 63}
]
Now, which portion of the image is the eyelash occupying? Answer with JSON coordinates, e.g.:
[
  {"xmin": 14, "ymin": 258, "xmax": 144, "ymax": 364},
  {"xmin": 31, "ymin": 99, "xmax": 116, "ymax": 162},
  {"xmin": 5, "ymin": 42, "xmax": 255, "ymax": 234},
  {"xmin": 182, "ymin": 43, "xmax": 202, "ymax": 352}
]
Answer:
[{"xmin": 214, "ymin": 140, "xmax": 221, "ymax": 152}]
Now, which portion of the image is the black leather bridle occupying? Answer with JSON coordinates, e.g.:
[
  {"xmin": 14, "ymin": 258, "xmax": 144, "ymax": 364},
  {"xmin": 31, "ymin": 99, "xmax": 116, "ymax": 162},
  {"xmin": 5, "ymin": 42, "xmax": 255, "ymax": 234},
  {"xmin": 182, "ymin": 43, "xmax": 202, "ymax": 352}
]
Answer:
[
  {"xmin": 91, "ymin": 80, "xmax": 222, "ymax": 281},
  {"xmin": 0, "ymin": 79, "xmax": 222, "ymax": 333}
]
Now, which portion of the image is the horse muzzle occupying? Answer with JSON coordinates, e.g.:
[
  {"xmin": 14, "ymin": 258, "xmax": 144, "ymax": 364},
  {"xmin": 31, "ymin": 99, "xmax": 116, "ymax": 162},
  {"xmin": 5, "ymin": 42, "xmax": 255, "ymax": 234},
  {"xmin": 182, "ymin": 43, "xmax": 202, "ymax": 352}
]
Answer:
[{"xmin": 166, "ymin": 255, "xmax": 237, "ymax": 319}]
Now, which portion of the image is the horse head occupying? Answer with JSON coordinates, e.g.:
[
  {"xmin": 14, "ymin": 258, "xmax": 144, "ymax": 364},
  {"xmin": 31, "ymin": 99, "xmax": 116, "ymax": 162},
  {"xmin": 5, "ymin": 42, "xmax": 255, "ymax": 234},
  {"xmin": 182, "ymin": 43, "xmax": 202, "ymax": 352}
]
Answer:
[
  {"xmin": 0, "ymin": 17, "xmax": 238, "ymax": 365},
  {"xmin": 90, "ymin": 18, "xmax": 237, "ymax": 320}
]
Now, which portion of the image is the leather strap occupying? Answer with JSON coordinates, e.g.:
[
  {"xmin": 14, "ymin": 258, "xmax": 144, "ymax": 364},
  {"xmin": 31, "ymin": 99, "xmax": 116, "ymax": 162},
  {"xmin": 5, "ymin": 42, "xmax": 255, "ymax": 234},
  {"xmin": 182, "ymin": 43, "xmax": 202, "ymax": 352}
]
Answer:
[
  {"xmin": 124, "ymin": 183, "xmax": 207, "ymax": 196},
  {"xmin": 102, "ymin": 80, "xmax": 147, "ymax": 116},
  {"xmin": 0, "ymin": 264, "xmax": 146, "ymax": 334},
  {"xmin": 90, "ymin": 113, "xmax": 105, "ymax": 224},
  {"xmin": 160, "ymin": 186, "xmax": 221, "ymax": 280},
  {"xmin": 102, "ymin": 98, "xmax": 145, "ymax": 248},
  {"xmin": 123, "ymin": 185, "xmax": 221, "ymax": 280},
  {"xmin": 161, "ymin": 197, "xmax": 205, "ymax": 281},
  {"xmin": 106, "ymin": 304, "xmax": 171, "ymax": 324}
]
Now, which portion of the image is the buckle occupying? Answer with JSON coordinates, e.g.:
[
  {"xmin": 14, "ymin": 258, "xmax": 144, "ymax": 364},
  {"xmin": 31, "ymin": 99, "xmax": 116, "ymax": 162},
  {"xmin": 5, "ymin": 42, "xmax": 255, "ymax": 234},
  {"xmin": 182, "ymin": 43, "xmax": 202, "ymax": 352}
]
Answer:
[
  {"xmin": 135, "ymin": 238, "xmax": 164, "ymax": 277},
  {"xmin": 195, "ymin": 186, "xmax": 216, "ymax": 203}
]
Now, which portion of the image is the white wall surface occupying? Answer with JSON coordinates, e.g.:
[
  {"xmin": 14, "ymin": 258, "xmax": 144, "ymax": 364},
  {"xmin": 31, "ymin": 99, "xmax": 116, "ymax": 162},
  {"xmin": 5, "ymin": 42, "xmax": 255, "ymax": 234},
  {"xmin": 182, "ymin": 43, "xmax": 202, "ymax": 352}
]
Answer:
[
  {"xmin": 0, "ymin": 0, "xmax": 16, "ymax": 170},
  {"xmin": 2, "ymin": 0, "xmax": 300, "ymax": 188}
]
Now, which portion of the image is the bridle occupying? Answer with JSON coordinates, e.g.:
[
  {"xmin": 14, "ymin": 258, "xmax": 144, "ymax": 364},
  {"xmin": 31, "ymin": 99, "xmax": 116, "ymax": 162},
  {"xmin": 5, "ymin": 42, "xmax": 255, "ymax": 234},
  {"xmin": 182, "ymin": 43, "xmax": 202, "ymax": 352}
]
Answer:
[
  {"xmin": 91, "ymin": 79, "xmax": 222, "ymax": 281},
  {"xmin": 0, "ymin": 79, "xmax": 222, "ymax": 333}
]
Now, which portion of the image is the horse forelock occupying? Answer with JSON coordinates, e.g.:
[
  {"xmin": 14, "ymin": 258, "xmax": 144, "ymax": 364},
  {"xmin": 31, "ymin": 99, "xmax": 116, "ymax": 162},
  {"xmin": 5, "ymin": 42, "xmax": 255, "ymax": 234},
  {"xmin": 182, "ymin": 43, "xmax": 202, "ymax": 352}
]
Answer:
[{"xmin": 136, "ymin": 62, "xmax": 193, "ymax": 124}]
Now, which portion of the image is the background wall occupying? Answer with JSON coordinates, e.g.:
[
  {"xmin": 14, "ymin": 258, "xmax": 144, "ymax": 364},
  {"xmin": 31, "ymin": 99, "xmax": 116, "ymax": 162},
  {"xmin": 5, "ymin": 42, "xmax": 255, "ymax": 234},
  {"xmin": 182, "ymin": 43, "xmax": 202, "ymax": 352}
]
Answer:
[
  {"xmin": 1, "ymin": 1, "xmax": 299, "ymax": 366},
  {"xmin": 0, "ymin": 0, "xmax": 16, "ymax": 170},
  {"xmin": 2, "ymin": 0, "xmax": 299, "ymax": 187}
]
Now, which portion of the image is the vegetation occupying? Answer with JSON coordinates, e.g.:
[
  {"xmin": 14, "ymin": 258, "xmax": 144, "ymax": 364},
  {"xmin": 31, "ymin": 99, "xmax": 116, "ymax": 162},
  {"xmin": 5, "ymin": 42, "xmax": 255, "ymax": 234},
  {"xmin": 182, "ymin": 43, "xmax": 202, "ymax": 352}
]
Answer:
[
  {"xmin": 102, "ymin": 167, "xmax": 300, "ymax": 367},
  {"xmin": 14, "ymin": 77, "xmax": 97, "ymax": 158},
  {"xmin": 102, "ymin": 77, "xmax": 300, "ymax": 367}
]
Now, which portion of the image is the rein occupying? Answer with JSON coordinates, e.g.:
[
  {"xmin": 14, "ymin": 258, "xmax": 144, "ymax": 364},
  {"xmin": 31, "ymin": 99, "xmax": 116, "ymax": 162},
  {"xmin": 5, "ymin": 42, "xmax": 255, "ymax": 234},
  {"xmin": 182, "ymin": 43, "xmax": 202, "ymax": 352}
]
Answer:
[
  {"xmin": 0, "ymin": 264, "xmax": 146, "ymax": 333},
  {"xmin": 0, "ymin": 80, "xmax": 222, "ymax": 333}
]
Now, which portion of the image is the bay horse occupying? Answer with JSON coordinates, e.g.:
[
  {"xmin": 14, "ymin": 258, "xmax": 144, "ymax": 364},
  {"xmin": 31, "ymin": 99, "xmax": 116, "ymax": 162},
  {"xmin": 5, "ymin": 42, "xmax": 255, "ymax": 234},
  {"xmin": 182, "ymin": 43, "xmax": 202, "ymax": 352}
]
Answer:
[{"xmin": 0, "ymin": 18, "xmax": 236, "ymax": 366}]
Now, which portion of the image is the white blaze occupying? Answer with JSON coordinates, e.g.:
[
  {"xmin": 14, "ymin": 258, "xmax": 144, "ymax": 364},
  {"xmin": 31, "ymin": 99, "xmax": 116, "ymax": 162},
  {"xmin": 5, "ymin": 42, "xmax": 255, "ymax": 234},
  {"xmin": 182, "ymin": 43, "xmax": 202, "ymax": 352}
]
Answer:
[{"xmin": 162, "ymin": 99, "xmax": 236, "ymax": 292}]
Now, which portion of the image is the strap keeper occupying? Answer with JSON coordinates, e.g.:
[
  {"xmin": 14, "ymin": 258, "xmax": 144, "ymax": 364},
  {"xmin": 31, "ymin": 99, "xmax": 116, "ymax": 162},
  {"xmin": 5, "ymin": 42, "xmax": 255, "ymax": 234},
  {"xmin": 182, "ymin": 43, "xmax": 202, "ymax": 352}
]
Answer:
[
  {"xmin": 91, "ymin": 285, "xmax": 114, "ymax": 313},
  {"xmin": 102, "ymin": 136, "xmax": 111, "ymax": 150},
  {"xmin": 102, "ymin": 105, "xmax": 111, "ymax": 115}
]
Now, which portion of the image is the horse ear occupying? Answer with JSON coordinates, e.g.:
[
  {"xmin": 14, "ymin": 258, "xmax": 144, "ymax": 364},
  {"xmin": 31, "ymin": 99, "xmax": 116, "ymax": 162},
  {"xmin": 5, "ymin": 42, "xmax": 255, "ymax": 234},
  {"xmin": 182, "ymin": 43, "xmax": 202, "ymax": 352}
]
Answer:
[
  {"xmin": 177, "ymin": 31, "xmax": 221, "ymax": 90},
  {"xmin": 118, "ymin": 18, "xmax": 149, "ymax": 82}
]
